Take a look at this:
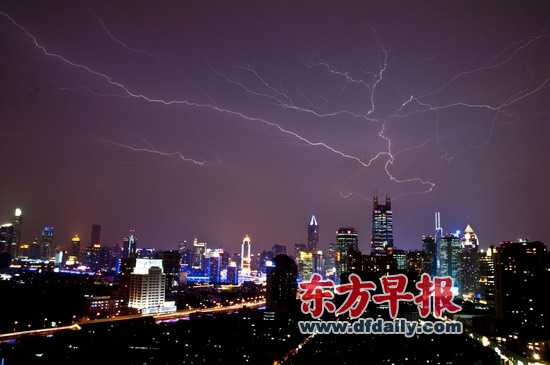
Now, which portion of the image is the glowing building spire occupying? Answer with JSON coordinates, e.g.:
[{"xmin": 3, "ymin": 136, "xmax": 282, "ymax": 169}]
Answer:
[{"xmin": 241, "ymin": 235, "xmax": 251, "ymax": 275}]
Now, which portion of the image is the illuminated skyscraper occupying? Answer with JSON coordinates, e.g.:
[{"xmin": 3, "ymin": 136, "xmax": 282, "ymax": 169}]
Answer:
[
  {"xmin": 422, "ymin": 235, "xmax": 437, "ymax": 277},
  {"xmin": 241, "ymin": 235, "xmax": 251, "ymax": 275},
  {"xmin": 69, "ymin": 234, "xmax": 81, "ymax": 258},
  {"xmin": 123, "ymin": 231, "xmax": 137, "ymax": 259},
  {"xmin": 371, "ymin": 193, "xmax": 393, "ymax": 256},
  {"xmin": 205, "ymin": 249, "xmax": 223, "ymax": 283},
  {"xmin": 13, "ymin": 208, "xmax": 22, "ymax": 258},
  {"xmin": 461, "ymin": 224, "xmax": 478, "ymax": 250},
  {"xmin": 128, "ymin": 259, "xmax": 166, "ymax": 313},
  {"xmin": 191, "ymin": 238, "xmax": 206, "ymax": 271},
  {"xmin": 298, "ymin": 251, "xmax": 313, "ymax": 281},
  {"xmin": 336, "ymin": 227, "xmax": 358, "ymax": 282},
  {"xmin": 440, "ymin": 232, "xmax": 461, "ymax": 289},
  {"xmin": 41, "ymin": 226, "xmax": 54, "ymax": 260},
  {"xmin": 307, "ymin": 215, "xmax": 319, "ymax": 252}
]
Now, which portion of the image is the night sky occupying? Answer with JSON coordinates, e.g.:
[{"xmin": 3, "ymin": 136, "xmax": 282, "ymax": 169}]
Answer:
[{"xmin": 1, "ymin": 1, "xmax": 549, "ymax": 254}]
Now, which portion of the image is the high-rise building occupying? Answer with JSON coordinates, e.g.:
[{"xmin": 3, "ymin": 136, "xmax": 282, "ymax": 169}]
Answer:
[
  {"xmin": 336, "ymin": 227, "xmax": 358, "ymax": 282},
  {"xmin": 204, "ymin": 249, "xmax": 223, "ymax": 284},
  {"xmin": 84, "ymin": 244, "xmax": 101, "ymax": 271},
  {"xmin": 0, "ymin": 224, "xmax": 14, "ymax": 254},
  {"xmin": 69, "ymin": 234, "xmax": 81, "ymax": 258},
  {"xmin": 494, "ymin": 240, "xmax": 549, "ymax": 334},
  {"xmin": 29, "ymin": 238, "xmax": 40, "ymax": 259},
  {"xmin": 461, "ymin": 224, "xmax": 478, "ymax": 250},
  {"xmin": 477, "ymin": 246, "xmax": 495, "ymax": 308},
  {"xmin": 434, "ymin": 212, "xmax": 443, "ymax": 275},
  {"xmin": 13, "ymin": 208, "xmax": 22, "ymax": 258},
  {"xmin": 294, "ymin": 243, "xmax": 306, "ymax": 261},
  {"xmin": 325, "ymin": 242, "xmax": 336, "ymax": 275},
  {"xmin": 307, "ymin": 215, "xmax": 319, "ymax": 252},
  {"xmin": 155, "ymin": 250, "xmax": 181, "ymax": 300},
  {"xmin": 371, "ymin": 193, "xmax": 393, "ymax": 256},
  {"xmin": 422, "ymin": 235, "xmax": 437, "ymax": 277},
  {"xmin": 241, "ymin": 235, "xmax": 251, "ymax": 275},
  {"xmin": 298, "ymin": 251, "xmax": 313, "ymax": 281},
  {"xmin": 391, "ymin": 249, "xmax": 407, "ymax": 270},
  {"xmin": 440, "ymin": 232, "xmax": 461, "ymax": 290},
  {"xmin": 227, "ymin": 262, "xmax": 238, "ymax": 284},
  {"xmin": 41, "ymin": 226, "xmax": 54, "ymax": 260},
  {"xmin": 91, "ymin": 224, "xmax": 101, "ymax": 248},
  {"xmin": 191, "ymin": 238, "xmax": 206, "ymax": 271},
  {"xmin": 272, "ymin": 244, "xmax": 286, "ymax": 256},
  {"xmin": 312, "ymin": 251, "xmax": 325, "ymax": 277},
  {"xmin": 123, "ymin": 231, "xmax": 137, "ymax": 259},
  {"xmin": 128, "ymin": 259, "xmax": 168, "ymax": 313},
  {"xmin": 266, "ymin": 254, "xmax": 297, "ymax": 311}
]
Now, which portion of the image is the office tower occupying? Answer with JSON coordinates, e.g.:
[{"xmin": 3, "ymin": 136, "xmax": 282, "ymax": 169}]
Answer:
[
  {"xmin": 241, "ymin": 235, "xmax": 251, "ymax": 275},
  {"xmin": 41, "ymin": 226, "xmax": 54, "ymax": 260},
  {"xmin": 122, "ymin": 230, "xmax": 137, "ymax": 258},
  {"xmin": 312, "ymin": 251, "xmax": 324, "ymax": 277},
  {"xmin": 494, "ymin": 240, "xmax": 549, "ymax": 334},
  {"xmin": 298, "ymin": 251, "xmax": 313, "ymax": 281},
  {"xmin": 29, "ymin": 238, "xmax": 41, "ymax": 259},
  {"xmin": 204, "ymin": 249, "xmax": 222, "ymax": 284},
  {"xmin": 422, "ymin": 235, "xmax": 437, "ymax": 277},
  {"xmin": 128, "ymin": 259, "xmax": 166, "ymax": 312},
  {"xmin": 272, "ymin": 244, "xmax": 286, "ymax": 256},
  {"xmin": 336, "ymin": 227, "xmax": 358, "ymax": 282},
  {"xmin": 406, "ymin": 250, "xmax": 432, "ymax": 274},
  {"xmin": 259, "ymin": 250, "xmax": 273, "ymax": 273},
  {"xmin": 307, "ymin": 215, "xmax": 319, "ymax": 252},
  {"xmin": 117, "ymin": 257, "xmax": 137, "ymax": 302},
  {"xmin": 155, "ymin": 250, "xmax": 181, "ymax": 300},
  {"xmin": 477, "ymin": 246, "xmax": 495, "ymax": 308},
  {"xmin": 178, "ymin": 240, "xmax": 187, "ymax": 264},
  {"xmin": 440, "ymin": 232, "xmax": 461, "ymax": 290},
  {"xmin": 69, "ymin": 234, "xmax": 81, "ymax": 258},
  {"xmin": 227, "ymin": 262, "xmax": 238, "ymax": 284},
  {"xmin": 435, "ymin": 212, "xmax": 443, "ymax": 275},
  {"xmin": 294, "ymin": 243, "xmax": 306, "ymax": 260},
  {"xmin": 461, "ymin": 224, "xmax": 478, "ymax": 250},
  {"xmin": 12, "ymin": 208, "xmax": 22, "ymax": 258},
  {"xmin": 191, "ymin": 238, "xmax": 207, "ymax": 271},
  {"xmin": 0, "ymin": 224, "xmax": 14, "ymax": 253},
  {"xmin": 84, "ymin": 244, "xmax": 101, "ymax": 271},
  {"xmin": 458, "ymin": 225, "xmax": 479, "ymax": 299},
  {"xmin": 325, "ymin": 242, "xmax": 336, "ymax": 274},
  {"xmin": 371, "ymin": 193, "xmax": 393, "ymax": 256},
  {"xmin": 91, "ymin": 224, "xmax": 101, "ymax": 246},
  {"xmin": 391, "ymin": 249, "xmax": 407, "ymax": 270},
  {"xmin": 266, "ymin": 254, "xmax": 297, "ymax": 311}
]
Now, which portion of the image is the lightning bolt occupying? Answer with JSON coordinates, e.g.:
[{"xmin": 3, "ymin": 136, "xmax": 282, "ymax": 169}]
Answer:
[{"xmin": 98, "ymin": 138, "xmax": 214, "ymax": 166}]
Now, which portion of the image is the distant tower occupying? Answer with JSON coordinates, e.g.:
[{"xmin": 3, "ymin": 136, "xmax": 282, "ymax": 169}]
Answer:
[
  {"xmin": 241, "ymin": 235, "xmax": 251, "ymax": 275},
  {"xmin": 13, "ymin": 208, "xmax": 22, "ymax": 258},
  {"xmin": 307, "ymin": 215, "xmax": 319, "ymax": 252},
  {"xmin": 440, "ymin": 232, "xmax": 461, "ymax": 287},
  {"xmin": 461, "ymin": 225, "xmax": 478, "ymax": 251},
  {"xmin": 191, "ymin": 238, "xmax": 206, "ymax": 271},
  {"xmin": 123, "ymin": 230, "xmax": 137, "ymax": 259},
  {"xmin": 371, "ymin": 193, "xmax": 393, "ymax": 256},
  {"xmin": 91, "ymin": 224, "xmax": 101, "ymax": 246},
  {"xmin": 434, "ymin": 212, "xmax": 443, "ymax": 275},
  {"xmin": 336, "ymin": 228, "xmax": 358, "ymax": 283},
  {"xmin": 41, "ymin": 226, "xmax": 54, "ymax": 260},
  {"xmin": 69, "ymin": 234, "xmax": 81, "ymax": 258}
]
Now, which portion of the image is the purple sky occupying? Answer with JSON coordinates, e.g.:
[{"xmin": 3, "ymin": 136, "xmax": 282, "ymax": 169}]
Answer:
[{"xmin": 1, "ymin": 1, "xmax": 549, "ymax": 255}]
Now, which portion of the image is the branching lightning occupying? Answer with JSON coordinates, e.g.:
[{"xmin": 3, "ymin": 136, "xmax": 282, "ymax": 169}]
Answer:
[{"xmin": 2, "ymin": 10, "xmax": 549, "ymax": 202}]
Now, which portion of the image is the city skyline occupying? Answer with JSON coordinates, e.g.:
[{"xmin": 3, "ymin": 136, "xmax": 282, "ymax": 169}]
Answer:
[{"xmin": 1, "ymin": 1, "xmax": 550, "ymax": 253}]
